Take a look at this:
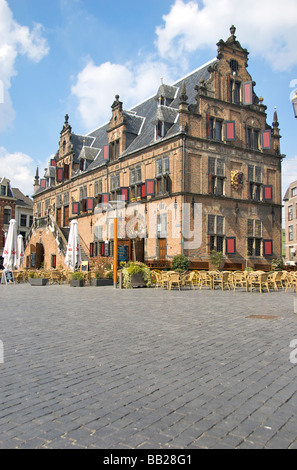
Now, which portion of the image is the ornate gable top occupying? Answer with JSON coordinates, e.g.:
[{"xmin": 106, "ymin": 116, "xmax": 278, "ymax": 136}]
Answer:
[{"xmin": 217, "ymin": 25, "xmax": 249, "ymax": 57}]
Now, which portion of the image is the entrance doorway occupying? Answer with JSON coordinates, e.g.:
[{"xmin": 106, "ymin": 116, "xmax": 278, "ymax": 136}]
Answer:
[{"xmin": 158, "ymin": 238, "xmax": 166, "ymax": 262}]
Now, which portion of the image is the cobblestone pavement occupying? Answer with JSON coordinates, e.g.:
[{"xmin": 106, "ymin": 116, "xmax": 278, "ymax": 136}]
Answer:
[{"xmin": 0, "ymin": 284, "xmax": 297, "ymax": 449}]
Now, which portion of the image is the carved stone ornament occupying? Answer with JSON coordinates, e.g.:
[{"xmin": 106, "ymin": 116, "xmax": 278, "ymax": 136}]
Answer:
[{"xmin": 231, "ymin": 170, "xmax": 243, "ymax": 190}]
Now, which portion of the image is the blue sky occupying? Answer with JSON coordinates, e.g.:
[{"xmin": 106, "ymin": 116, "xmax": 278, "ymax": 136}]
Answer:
[{"xmin": 0, "ymin": 0, "xmax": 297, "ymax": 207}]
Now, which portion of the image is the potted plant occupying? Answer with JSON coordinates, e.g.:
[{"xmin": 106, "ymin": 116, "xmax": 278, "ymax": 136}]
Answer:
[
  {"xmin": 28, "ymin": 271, "xmax": 49, "ymax": 286},
  {"xmin": 210, "ymin": 250, "xmax": 224, "ymax": 271},
  {"xmin": 172, "ymin": 254, "xmax": 190, "ymax": 272},
  {"xmin": 69, "ymin": 271, "xmax": 85, "ymax": 287},
  {"xmin": 89, "ymin": 256, "xmax": 114, "ymax": 286},
  {"xmin": 271, "ymin": 258, "xmax": 283, "ymax": 271},
  {"xmin": 121, "ymin": 261, "xmax": 151, "ymax": 288},
  {"xmin": 91, "ymin": 271, "xmax": 113, "ymax": 286}
]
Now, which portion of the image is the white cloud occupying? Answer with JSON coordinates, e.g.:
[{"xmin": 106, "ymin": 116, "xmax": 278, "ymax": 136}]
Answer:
[
  {"xmin": 282, "ymin": 155, "xmax": 297, "ymax": 197},
  {"xmin": 155, "ymin": 0, "xmax": 297, "ymax": 71},
  {"xmin": 0, "ymin": 0, "xmax": 49, "ymax": 131},
  {"xmin": 71, "ymin": 58, "xmax": 175, "ymax": 130},
  {"xmin": 0, "ymin": 146, "xmax": 36, "ymax": 196}
]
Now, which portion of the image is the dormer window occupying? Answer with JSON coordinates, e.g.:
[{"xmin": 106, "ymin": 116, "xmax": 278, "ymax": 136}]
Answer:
[
  {"xmin": 79, "ymin": 159, "xmax": 85, "ymax": 171},
  {"xmin": 109, "ymin": 140, "xmax": 120, "ymax": 161},
  {"xmin": 156, "ymin": 120, "xmax": 165, "ymax": 139},
  {"xmin": 159, "ymin": 95, "xmax": 173, "ymax": 107},
  {"xmin": 64, "ymin": 163, "xmax": 70, "ymax": 179},
  {"xmin": 228, "ymin": 78, "xmax": 241, "ymax": 104}
]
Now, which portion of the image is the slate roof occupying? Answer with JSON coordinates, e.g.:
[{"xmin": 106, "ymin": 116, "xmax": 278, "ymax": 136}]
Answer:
[
  {"xmin": 39, "ymin": 57, "xmax": 217, "ymax": 191},
  {"xmin": 11, "ymin": 188, "xmax": 33, "ymax": 208}
]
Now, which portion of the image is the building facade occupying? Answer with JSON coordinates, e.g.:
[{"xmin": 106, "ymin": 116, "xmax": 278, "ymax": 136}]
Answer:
[
  {"xmin": 283, "ymin": 180, "xmax": 297, "ymax": 263},
  {"xmin": 25, "ymin": 27, "xmax": 284, "ymax": 271},
  {"xmin": 0, "ymin": 177, "xmax": 33, "ymax": 268}
]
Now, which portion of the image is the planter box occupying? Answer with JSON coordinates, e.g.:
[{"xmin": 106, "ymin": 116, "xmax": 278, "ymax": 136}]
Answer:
[
  {"xmin": 29, "ymin": 278, "xmax": 49, "ymax": 286},
  {"xmin": 130, "ymin": 273, "xmax": 147, "ymax": 288},
  {"xmin": 70, "ymin": 279, "xmax": 84, "ymax": 287},
  {"xmin": 91, "ymin": 278, "xmax": 113, "ymax": 286}
]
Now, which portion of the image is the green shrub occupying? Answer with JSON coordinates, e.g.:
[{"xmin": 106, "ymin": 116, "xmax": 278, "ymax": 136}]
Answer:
[
  {"xmin": 271, "ymin": 258, "xmax": 284, "ymax": 271},
  {"xmin": 210, "ymin": 250, "xmax": 224, "ymax": 270},
  {"xmin": 121, "ymin": 262, "xmax": 151, "ymax": 288},
  {"xmin": 172, "ymin": 254, "xmax": 189, "ymax": 272},
  {"xmin": 70, "ymin": 271, "xmax": 85, "ymax": 280}
]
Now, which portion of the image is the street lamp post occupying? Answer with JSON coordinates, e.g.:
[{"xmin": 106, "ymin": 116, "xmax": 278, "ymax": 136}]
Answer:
[
  {"xmin": 113, "ymin": 215, "xmax": 118, "ymax": 289},
  {"xmin": 292, "ymin": 89, "xmax": 297, "ymax": 118}
]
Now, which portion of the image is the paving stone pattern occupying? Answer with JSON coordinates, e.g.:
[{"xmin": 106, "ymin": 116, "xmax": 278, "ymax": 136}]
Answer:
[{"xmin": 0, "ymin": 284, "xmax": 297, "ymax": 449}]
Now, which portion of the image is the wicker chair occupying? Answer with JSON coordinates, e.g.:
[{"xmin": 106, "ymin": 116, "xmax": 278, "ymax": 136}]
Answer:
[
  {"xmin": 183, "ymin": 271, "xmax": 198, "ymax": 289},
  {"xmin": 249, "ymin": 272, "xmax": 270, "ymax": 293},
  {"xmin": 167, "ymin": 272, "xmax": 182, "ymax": 290},
  {"xmin": 213, "ymin": 271, "xmax": 230, "ymax": 290},
  {"xmin": 230, "ymin": 271, "xmax": 248, "ymax": 291},
  {"xmin": 199, "ymin": 271, "xmax": 213, "ymax": 289}
]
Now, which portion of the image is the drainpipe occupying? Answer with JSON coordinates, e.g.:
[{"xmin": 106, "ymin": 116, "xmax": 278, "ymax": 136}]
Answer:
[{"xmin": 181, "ymin": 133, "xmax": 186, "ymax": 255}]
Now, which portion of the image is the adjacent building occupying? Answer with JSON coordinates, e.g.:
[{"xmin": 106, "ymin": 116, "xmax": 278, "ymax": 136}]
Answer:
[
  {"xmin": 0, "ymin": 177, "xmax": 33, "ymax": 268},
  {"xmin": 283, "ymin": 180, "xmax": 297, "ymax": 263},
  {"xmin": 25, "ymin": 27, "xmax": 284, "ymax": 271}
]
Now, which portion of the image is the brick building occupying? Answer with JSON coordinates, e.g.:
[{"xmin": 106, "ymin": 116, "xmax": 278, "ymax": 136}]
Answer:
[
  {"xmin": 283, "ymin": 180, "xmax": 297, "ymax": 263},
  {"xmin": 0, "ymin": 177, "xmax": 33, "ymax": 268},
  {"xmin": 25, "ymin": 27, "xmax": 284, "ymax": 271}
]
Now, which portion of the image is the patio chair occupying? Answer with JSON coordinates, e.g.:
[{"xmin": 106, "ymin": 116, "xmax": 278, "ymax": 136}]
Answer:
[
  {"xmin": 199, "ymin": 271, "xmax": 213, "ymax": 289},
  {"xmin": 160, "ymin": 272, "xmax": 170, "ymax": 289},
  {"xmin": 285, "ymin": 272, "xmax": 297, "ymax": 292},
  {"xmin": 167, "ymin": 272, "xmax": 182, "ymax": 290},
  {"xmin": 183, "ymin": 271, "xmax": 198, "ymax": 289},
  {"xmin": 213, "ymin": 271, "xmax": 230, "ymax": 290},
  {"xmin": 151, "ymin": 270, "xmax": 162, "ymax": 288},
  {"xmin": 230, "ymin": 271, "xmax": 248, "ymax": 291},
  {"xmin": 268, "ymin": 271, "xmax": 283, "ymax": 291},
  {"xmin": 249, "ymin": 272, "xmax": 270, "ymax": 293}
]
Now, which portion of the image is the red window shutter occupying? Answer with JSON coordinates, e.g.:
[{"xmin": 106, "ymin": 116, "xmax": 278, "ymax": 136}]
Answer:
[
  {"xmin": 263, "ymin": 185, "xmax": 273, "ymax": 201},
  {"xmin": 40, "ymin": 179, "xmax": 46, "ymax": 189},
  {"xmin": 263, "ymin": 240, "xmax": 273, "ymax": 256},
  {"xmin": 141, "ymin": 183, "xmax": 146, "ymax": 199},
  {"xmin": 120, "ymin": 187, "xmax": 129, "ymax": 202},
  {"xmin": 72, "ymin": 201, "xmax": 79, "ymax": 215},
  {"xmin": 56, "ymin": 167, "xmax": 64, "ymax": 182},
  {"xmin": 243, "ymin": 82, "xmax": 253, "ymax": 105},
  {"xmin": 102, "ymin": 193, "xmax": 110, "ymax": 204},
  {"xmin": 50, "ymin": 159, "xmax": 56, "ymax": 167},
  {"xmin": 225, "ymin": 121, "xmax": 235, "ymax": 141},
  {"xmin": 262, "ymin": 130, "xmax": 271, "ymax": 149},
  {"xmin": 90, "ymin": 243, "xmax": 94, "ymax": 258},
  {"xmin": 226, "ymin": 237, "xmax": 236, "ymax": 255},
  {"xmin": 103, "ymin": 145, "xmax": 109, "ymax": 162},
  {"xmin": 208, "ymin": 174, "xmax": 213, "ymax": 194},
  {"xmin": 86, "ymin": 197, "xmax": 94, "ymax": 211},
  {"xmin": 145, "ymin": 179, "xmax": 155, "ymax": 196}
]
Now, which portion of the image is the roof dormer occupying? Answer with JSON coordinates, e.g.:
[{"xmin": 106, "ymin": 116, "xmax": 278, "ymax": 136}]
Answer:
[
  {"xmin": 155, "ymin": 82, "xmax": 178, "ymax": 107},
  {"xmin": 107, "ymin": 95, "xmax": 127, "ymax": 160}
]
